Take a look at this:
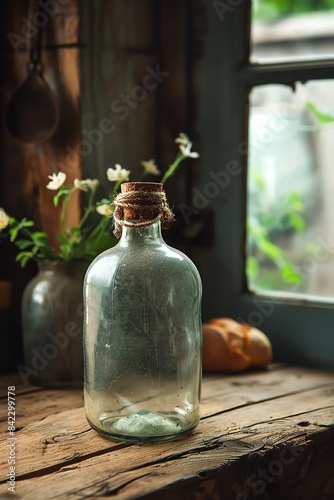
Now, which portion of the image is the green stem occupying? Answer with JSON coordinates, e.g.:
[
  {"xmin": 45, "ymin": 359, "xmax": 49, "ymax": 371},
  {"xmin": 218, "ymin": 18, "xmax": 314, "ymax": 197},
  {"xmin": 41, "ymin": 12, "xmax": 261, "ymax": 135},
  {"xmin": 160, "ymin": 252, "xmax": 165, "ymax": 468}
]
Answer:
[
  {"xmin": 60, "ymin": 195, "xmax": 69, "ymax": 231},
  {"xmin": 68, "ymin": 215, "xmax": 111, "ymax": 260},
  {"xmin": 111, "ymin": 180, "xmax": 122, "ymax": 197},
  {"xmin": 88, "ymin": 216, "xmax": 111, "ymax": 249},
  {"xmin": 86, "ymin": 215, "xmax": 110, "ymax": 240},
  {"xmin": 79, "ymin": 207, "xmax": 95, "ymax": 228},
  {"xmin": 79, "ymin": 189, "xmax": 97, "ymax": 228},
  {"xmin": 59, "ymin": 187, "xmax": 76, "ymax": 229},
  {"xmin": 161, "ymin": 153, "xmax": 185, "ymax": 184}
]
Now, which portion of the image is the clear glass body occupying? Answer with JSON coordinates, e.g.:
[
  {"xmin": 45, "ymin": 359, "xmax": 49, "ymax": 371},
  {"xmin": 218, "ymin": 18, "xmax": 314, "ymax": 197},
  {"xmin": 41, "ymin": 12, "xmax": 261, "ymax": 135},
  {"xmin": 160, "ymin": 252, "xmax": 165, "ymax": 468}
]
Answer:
[{"xmin": 83, "ymin": 221, "xmax": 202, "ymax": 443}]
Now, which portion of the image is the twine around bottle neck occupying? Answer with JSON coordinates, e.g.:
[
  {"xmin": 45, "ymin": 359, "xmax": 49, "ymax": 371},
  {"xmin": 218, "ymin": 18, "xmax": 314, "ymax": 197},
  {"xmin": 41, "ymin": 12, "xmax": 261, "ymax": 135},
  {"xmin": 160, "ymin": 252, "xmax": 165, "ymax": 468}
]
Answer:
[{"xmin": 112, "ymin": 184, "xmax": 174, "ymax": 238}]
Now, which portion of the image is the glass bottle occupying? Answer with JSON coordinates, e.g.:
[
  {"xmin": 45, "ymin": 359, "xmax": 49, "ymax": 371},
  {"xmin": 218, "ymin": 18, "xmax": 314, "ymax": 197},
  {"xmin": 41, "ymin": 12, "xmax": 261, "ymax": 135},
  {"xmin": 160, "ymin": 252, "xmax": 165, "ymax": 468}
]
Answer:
[
  {"xmin": 21, "ymin": 260, "xmax": 88, "ymax": 387},
  {"xmin": 83, "ymin": 182, "xmax": 202, "ymax": 443}
]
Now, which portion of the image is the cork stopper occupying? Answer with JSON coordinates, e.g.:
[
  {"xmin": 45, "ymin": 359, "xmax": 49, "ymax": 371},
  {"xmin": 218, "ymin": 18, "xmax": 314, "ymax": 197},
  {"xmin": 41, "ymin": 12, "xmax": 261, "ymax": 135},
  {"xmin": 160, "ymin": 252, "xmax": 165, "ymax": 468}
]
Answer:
[
  {"xmin": 121, "ymin": 182, "xmax": 163, "ymax": 194},
  {"xmin": 120, "ymin": 182, "xmax": 163, "ymax": 220},
  {"xmin": 112, "ymin": 182, "xmax": 174, "ymax": 237}
]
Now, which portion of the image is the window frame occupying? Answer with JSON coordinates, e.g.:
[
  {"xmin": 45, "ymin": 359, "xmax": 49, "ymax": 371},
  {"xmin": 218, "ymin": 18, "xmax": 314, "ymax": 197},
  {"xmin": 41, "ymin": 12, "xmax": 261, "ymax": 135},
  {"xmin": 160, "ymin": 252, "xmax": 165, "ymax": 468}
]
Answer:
[{"xmin": 192, "ymin": 0, "xmax": 334, "ymax": 370}]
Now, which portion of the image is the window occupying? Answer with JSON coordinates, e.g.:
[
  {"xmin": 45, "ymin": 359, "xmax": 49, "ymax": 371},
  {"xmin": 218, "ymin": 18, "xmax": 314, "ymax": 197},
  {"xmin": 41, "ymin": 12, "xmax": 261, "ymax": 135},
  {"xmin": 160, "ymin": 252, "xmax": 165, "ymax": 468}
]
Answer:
[
  {"xmin": 193, "ymin": 0, "xmax": 334, "ymax": 369},
  {"xmin": 247, "ymin": 79, "xmax": 334, "ymax": 299},
  {"xmin": 251, "ymin": 0, "xmax": 334, "ymax": 63}
]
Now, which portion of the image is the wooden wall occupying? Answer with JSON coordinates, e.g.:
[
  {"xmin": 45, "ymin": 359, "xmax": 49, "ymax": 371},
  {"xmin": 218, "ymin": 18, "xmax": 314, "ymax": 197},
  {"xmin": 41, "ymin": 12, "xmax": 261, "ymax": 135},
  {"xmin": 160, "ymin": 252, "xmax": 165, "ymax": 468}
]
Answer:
[
  {"xmin": 0, "ymin": 0, "xmax": 82, "ymax": 371},
  {"xmin": 0, "ymin": 0, "xmax": 209, "ymax": 373},
  {"xmin": 79, "ymin": 0, "xmax": 195, "ymax": 205}
]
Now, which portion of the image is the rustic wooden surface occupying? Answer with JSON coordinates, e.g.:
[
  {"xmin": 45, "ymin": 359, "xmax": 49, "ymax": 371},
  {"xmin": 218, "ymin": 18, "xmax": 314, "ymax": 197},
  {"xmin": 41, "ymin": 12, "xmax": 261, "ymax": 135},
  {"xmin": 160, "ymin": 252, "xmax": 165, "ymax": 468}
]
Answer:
[{"xmin": 0, "ymin": 364, "xmax": 333, "ymax": 499}]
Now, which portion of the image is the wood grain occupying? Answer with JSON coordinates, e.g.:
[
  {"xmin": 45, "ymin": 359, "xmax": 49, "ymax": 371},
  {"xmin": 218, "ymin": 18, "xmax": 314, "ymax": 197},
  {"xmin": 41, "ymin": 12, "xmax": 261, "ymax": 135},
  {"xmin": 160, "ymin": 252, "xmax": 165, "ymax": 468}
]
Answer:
[
  {"xmin": 0, "ymin": 365, "xmax": 333, "ymax": 499},
  {"xmin": 1, "ymin": 0, "xmax": 81, "ymax": 247},
  {"xmin": 0, "ymin": 0, "xmax": 81, "ymax": 373},
  {"xmin": 80, "ymin": 0, "xmax": 160, "ymax": 187}
]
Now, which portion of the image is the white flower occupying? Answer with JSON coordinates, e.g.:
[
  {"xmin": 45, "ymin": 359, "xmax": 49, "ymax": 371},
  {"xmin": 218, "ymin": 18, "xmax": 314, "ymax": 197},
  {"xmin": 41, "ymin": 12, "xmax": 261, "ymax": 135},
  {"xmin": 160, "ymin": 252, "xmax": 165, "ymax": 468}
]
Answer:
[
  {"xmin": 74, "ymin": 178, "xmax": 99, "ymax": 192},
  {"xmin": 46, "ymin": 172, "xmax": 66, "ymax": 190},
  {"xmin": 175, "ymin": 132, "xmax": 191, "ymax": 147},
  {"xmin": 107, "ymin": 164, "xmax": 131, "ymax": 182},
  {"xmin": 179, "ymin": 143, "xmax": 200, "ymax": 159},
  {"xmin": 0, "ymin": 208, "xmax": 9, "ymax": 230},
  {"xmin": 140, "ymin": 159, "xmax": 161, "ymax": 176},
  {"xmin": 96, "ymin": 204, "xmax": 113, "ymax": 216},
  {"xmin": 175, "ymin": 133, "xmax": 199, "ymax": 158}
]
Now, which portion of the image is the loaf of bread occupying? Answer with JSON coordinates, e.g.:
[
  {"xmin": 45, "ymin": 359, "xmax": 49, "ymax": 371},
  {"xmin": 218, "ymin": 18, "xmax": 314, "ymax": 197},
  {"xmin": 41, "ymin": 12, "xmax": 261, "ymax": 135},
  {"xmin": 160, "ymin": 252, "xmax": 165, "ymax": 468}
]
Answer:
[{"xmin": 202, "ymin": 317, "xmax": 272, "ymax": 372}]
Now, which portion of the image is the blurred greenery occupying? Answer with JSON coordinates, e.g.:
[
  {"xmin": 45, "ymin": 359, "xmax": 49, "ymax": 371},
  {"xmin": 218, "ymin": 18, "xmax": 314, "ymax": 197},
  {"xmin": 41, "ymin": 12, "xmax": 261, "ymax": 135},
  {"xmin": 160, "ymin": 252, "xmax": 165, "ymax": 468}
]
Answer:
[
  {"xmin": 247, "ymin": 96, "xmax": 334, "ymax": 291},
  {"xmin": 247, "ymin": 169, "xmax": 306, "ymax": 290},
  {"xmin": 306, "ymin": 102, "xmax": 334, "ymax": 124},
  {"xmin": 253, "ymin": 0, "xmax": 334, "ymax": 19}
]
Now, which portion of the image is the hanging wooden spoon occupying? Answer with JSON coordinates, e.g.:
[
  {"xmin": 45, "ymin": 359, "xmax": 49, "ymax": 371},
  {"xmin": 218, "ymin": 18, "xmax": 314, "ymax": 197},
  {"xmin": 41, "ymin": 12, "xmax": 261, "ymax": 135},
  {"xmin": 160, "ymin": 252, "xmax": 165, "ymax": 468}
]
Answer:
[{"xmin": 6, "ymin": 18, "xmax": 59, "ymax": 144}]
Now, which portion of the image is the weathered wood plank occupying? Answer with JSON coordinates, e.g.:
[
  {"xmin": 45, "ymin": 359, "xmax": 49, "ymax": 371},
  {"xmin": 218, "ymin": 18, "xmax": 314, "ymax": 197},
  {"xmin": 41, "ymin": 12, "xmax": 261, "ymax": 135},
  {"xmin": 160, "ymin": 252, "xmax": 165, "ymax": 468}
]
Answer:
[
  {"xmin": 0, "ymin": 363, "xmax": 280, "ymax": 397},
  {"xmin": 200, "ymin": 365, "xmax": 334, "ymax": 417},
  {"xmin": 1, "ymin": 0, "xmax": 80, "ymax": 52},
  {"xmin": 120, "ymin": 419, "xmax": 334, "ymax": 500},
  {"xmin": 1, "ymin": 0, "xmax": 81, "ymax": 248},
  {"xmin": 0, "ymin": 373, "xmax": 40, "ymax": 397},
  {"xmin": 0, "ymin": 367, "xmax": 333, "ymax": 498},
  {"xmin": 0, "ymin": 364, "xmax": 331, "ymax": 439},
  {"xmin": 159, "ymin": 0, "xmax": 188, "ymax": 209},
  {"xmin": 0, "ymin": 375, "xmax": 333, "ymax": 483},
  {"xmin": 1, "ymin": 404, "xmax": 332, "ymax": 499},
  {"xmin": 80, "ymin": 0, "xmax": 161, "ymax": 189},
  {"xmin": 0, "ymin": 388, "xmax": 83, "ymax": 430}
]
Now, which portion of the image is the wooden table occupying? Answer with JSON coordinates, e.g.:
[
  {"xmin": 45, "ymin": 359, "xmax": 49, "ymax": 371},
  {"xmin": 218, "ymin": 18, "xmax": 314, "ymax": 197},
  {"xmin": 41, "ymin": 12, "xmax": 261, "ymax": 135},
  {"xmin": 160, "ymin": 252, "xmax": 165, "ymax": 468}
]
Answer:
[{"xmin": 0, "ymin": 365, "xmax": 333, "ymax": 499}]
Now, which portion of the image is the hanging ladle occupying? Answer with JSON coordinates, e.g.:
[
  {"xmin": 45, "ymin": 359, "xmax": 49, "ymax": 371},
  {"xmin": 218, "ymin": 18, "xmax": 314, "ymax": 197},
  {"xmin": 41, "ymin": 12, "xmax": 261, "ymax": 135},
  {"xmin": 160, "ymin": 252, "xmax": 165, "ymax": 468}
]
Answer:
[{"xmin": 6, "ymin": 20, "xmax": 59, "ymax": 144}]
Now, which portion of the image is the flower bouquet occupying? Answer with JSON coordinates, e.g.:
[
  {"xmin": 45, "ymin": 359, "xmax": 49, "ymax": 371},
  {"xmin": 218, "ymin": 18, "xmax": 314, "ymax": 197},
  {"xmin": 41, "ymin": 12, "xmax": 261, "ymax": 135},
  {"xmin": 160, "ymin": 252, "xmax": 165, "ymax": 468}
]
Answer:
[{"xmin": 0, "ymin": 133, "xmax": 199, "ymax": 266}]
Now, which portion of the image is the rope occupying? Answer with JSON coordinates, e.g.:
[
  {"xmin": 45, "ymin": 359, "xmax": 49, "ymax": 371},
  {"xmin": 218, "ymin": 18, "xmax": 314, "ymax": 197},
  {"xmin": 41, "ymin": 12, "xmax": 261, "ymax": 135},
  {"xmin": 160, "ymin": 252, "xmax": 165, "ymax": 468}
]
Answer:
[{"xmin": 112, "ymin": 190, "xmax": 174, "ymax": 238}]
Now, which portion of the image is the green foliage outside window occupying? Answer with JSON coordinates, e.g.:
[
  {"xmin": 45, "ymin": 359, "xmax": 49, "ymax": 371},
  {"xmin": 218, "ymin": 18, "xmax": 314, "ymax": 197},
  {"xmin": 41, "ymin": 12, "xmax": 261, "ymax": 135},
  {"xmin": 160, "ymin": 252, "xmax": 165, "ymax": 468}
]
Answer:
[
  {"xmin": 247, "ymin": 101, "xmax": 334, "ymax": 291},
  {"xmin": 253, "ymin": 0, "xmax": 334, "ymax": 20},
  {"xmin": 247, "ymin": 171, "xmax": 305, "ymax": 290}
]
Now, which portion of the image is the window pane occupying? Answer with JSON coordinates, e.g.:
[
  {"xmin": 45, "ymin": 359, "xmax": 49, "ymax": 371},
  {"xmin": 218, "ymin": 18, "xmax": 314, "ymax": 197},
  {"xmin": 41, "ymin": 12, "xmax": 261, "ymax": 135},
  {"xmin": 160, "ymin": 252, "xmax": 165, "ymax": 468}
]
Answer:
[
  {"xmin": 247, "ymin": 80, "xmax": 334, "ymax": 300},
  {"xmin": 252, "ymin": 0, "xmax": 334, "ymax": 63}
]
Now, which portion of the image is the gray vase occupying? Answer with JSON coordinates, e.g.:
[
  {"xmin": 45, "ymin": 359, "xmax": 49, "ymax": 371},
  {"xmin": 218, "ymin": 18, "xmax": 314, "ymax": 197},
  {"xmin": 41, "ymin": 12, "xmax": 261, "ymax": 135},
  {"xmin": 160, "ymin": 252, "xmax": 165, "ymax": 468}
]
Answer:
[{"xmin": 20, "ymin": 260, "xmax": 88, "ymax": 387}]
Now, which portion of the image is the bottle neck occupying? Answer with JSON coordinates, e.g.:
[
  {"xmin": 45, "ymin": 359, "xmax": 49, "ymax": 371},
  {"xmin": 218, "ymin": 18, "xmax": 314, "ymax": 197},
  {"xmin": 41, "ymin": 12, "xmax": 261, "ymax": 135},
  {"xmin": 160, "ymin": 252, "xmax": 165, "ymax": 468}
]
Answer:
[{"xmin": 119, "ymin": 220, "xmax": 164, "ymax": 245}]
